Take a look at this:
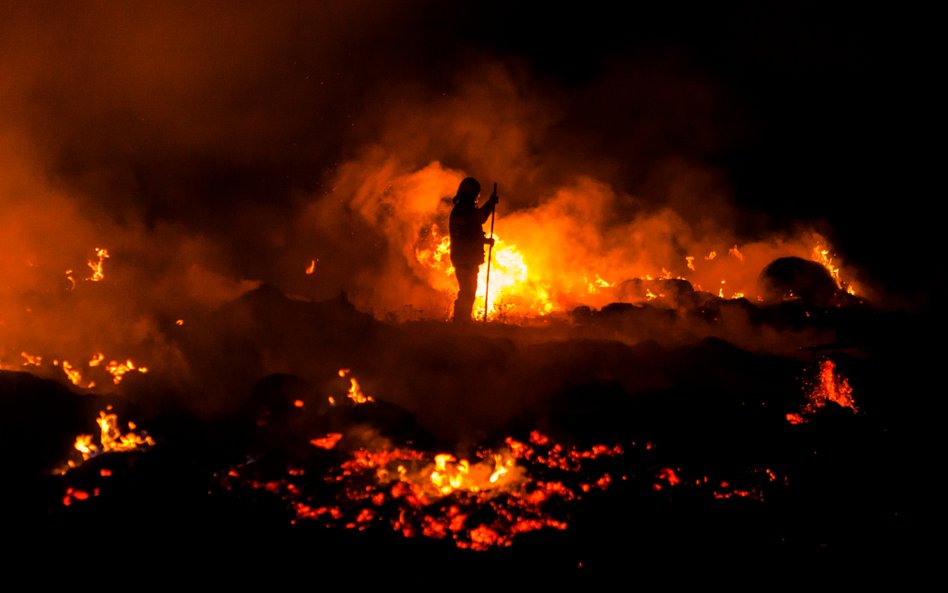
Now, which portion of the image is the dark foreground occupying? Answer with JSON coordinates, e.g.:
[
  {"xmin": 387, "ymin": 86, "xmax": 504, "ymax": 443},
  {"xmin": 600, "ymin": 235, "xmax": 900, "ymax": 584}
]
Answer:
[{"xmin": 1, "ymin": 288, "xmax": 936, "ymax": 583}]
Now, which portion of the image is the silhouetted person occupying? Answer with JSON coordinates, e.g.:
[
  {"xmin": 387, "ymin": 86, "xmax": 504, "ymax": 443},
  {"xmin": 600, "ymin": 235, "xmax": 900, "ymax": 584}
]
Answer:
[{"xmin": 449, "ymin": 177, "xmax": 498, "ymax": 322}]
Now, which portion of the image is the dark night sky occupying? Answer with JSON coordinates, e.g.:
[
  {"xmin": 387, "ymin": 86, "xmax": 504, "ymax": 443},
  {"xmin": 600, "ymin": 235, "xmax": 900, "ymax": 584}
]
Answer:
[{"xmin": 1, "ymin": 1, "xmax": 939, "ymax": 309}]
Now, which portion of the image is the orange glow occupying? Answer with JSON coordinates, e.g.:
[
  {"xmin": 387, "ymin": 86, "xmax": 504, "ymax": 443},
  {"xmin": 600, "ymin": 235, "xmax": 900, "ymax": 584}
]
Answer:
[
  {"xmin": 305, "ymin": 259, "xmax": 317, "ymax": 275},
  {"xmin": 658, "ymin": 467, "xmax": 681, "ymax": 486}
]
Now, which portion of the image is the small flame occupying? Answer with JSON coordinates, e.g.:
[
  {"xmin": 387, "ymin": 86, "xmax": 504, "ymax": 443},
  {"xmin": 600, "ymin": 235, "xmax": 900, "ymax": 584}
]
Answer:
[
  {"xmin": 86, "ymin": 248, "xmax": 109, "ymax": 282},
  {"xmin": 685, "ymin": 256, "xmax": 695, "ymax": 271},
  {"xmin": 61, "ymin": 361, "xmax": 82, "ymax": 386},
  {"xmin": 414, "ymin": 225, "xmax": 454, "ymax": 276},
  {"xmin": 585, "ymin": 274, "xmax": 613, "ymax": 295},
  {"xmin": 105, "ymin": 359, "xmax": 148, "ymax": 385},
  {"xmin": 805, "ymin": 359, "xmax": 857, "ymax": 414},
  {"xmin": 338, "ymin": 369, "xmax": 374, "ymax": 404},
  {"xmin": 728, "ymin": 244, "xmax": 744, "ymax": 262},
  {"xmin": 305, "ymin": 259, "xmax": 318, "ymax": 275},
  {"xmin": 56, "ymin": 406, "xmax": 155, "ymax": 474},
  {"xmin": 20, "ymin": 352, "xmax": 42, "ymax": 366},
  {"xmin": 790, "ymin": 359, "xmax": 858, "ymax": 423},
  {"xmin": 812, "ymin": 242, "xmax": 857, "ymax": 296}
]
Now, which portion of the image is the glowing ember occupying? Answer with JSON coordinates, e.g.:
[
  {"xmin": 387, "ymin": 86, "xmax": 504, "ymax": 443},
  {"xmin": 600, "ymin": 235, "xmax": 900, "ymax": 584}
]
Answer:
[
  {"xmin": 62, "ymin": 487, "xmax": 97, "ymax": 506},
  {"xmin": 310, "ymin": 433, "xmax": 343, "ymax": 449},
  {"xmin": 306, "ymin": 259, "xmax": 318, "ymax": 275}
]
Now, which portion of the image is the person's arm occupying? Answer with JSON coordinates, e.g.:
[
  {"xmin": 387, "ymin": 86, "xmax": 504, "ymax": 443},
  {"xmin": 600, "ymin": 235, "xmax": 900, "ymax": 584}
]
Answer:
[{"xmin": 478, "ymin": 183, "xmax": 499, "ymax": 223}]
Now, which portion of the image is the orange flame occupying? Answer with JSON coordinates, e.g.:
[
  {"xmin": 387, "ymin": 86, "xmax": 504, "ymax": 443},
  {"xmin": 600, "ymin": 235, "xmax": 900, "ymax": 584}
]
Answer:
[
  {"xmin": 86, "ymin": 247, "xmax": 109, "ymax": 282},
  {"xmin": 61, "ymin": 361, "xmax": 83, "ymax": 386},
  {"xmin": 305, "ymin": 259, "xmax": 317, "ymax": 275},
  {"xmin": 20, "ymin": 351, "xmax": 42, "ymax": 366},
  {"xmin": 789, "ymin": 359, "xmax": 858, "ymax": 424},
  {"xmin": 105, "ymin": 359, "xmax": 148, "ymax": 384},
  {"xmin": 805, "ymin": 359, "xmax": 857, "ymax": 414},
  {"xmin": 55, "ymin": 406, "xmax": 155, "ymax": 474},
  {"xmin": 338, "ymin": 369, "xmax": 373, "ymax": 404},
  {"xmin": 813, "ymin": 242, "xmax": 857, "ymax": 296}
]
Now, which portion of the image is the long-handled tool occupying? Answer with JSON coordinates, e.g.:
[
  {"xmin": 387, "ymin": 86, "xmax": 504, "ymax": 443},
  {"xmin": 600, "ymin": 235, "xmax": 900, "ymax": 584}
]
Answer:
[{"xmin": 483, "ymin": 182, "xmax": 497, "ymax": 323}]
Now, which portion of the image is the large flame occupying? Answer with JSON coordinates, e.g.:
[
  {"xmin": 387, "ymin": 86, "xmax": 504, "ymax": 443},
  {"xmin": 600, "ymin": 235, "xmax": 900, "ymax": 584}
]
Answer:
[{"xmin": 415, "ymin": 215, "xmax": 858, "ymax": 321}]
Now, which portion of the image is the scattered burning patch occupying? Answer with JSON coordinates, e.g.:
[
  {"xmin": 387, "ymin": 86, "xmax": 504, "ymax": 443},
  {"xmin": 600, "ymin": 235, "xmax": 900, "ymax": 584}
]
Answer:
[
  {"xmin": 219, "ymin": 429, "xmax": 623, "ymax": 551},
  {"xmin": 787, "ymin": 358, "xmax": 858, "ymax": 424},
  {"xmin": 55, "ymin": 405, "xmax": 155, "ymax": 475},
  {"xmin": 213, "ymin": 367, "xmax": 793, "ymax": 552}
]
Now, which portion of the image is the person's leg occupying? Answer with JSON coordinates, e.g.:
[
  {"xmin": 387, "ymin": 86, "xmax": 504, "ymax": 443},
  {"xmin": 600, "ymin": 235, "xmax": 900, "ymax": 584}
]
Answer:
[{"xmin": 453, "ymin": 265, "xmax": 478, "ymax": 322}]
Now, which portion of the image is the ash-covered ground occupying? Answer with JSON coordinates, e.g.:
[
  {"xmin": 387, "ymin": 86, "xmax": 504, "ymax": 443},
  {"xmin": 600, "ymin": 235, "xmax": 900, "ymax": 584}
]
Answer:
[{"xmin": 1, "ymin": 281, "xmax": 935, "ymax": 584}]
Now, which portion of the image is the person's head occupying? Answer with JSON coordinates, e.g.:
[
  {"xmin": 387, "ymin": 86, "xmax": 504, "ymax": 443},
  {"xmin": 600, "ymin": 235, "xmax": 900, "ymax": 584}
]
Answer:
[{"xmin": 453, "ymin": 177, "xmax": 481, "ymax": 204}]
